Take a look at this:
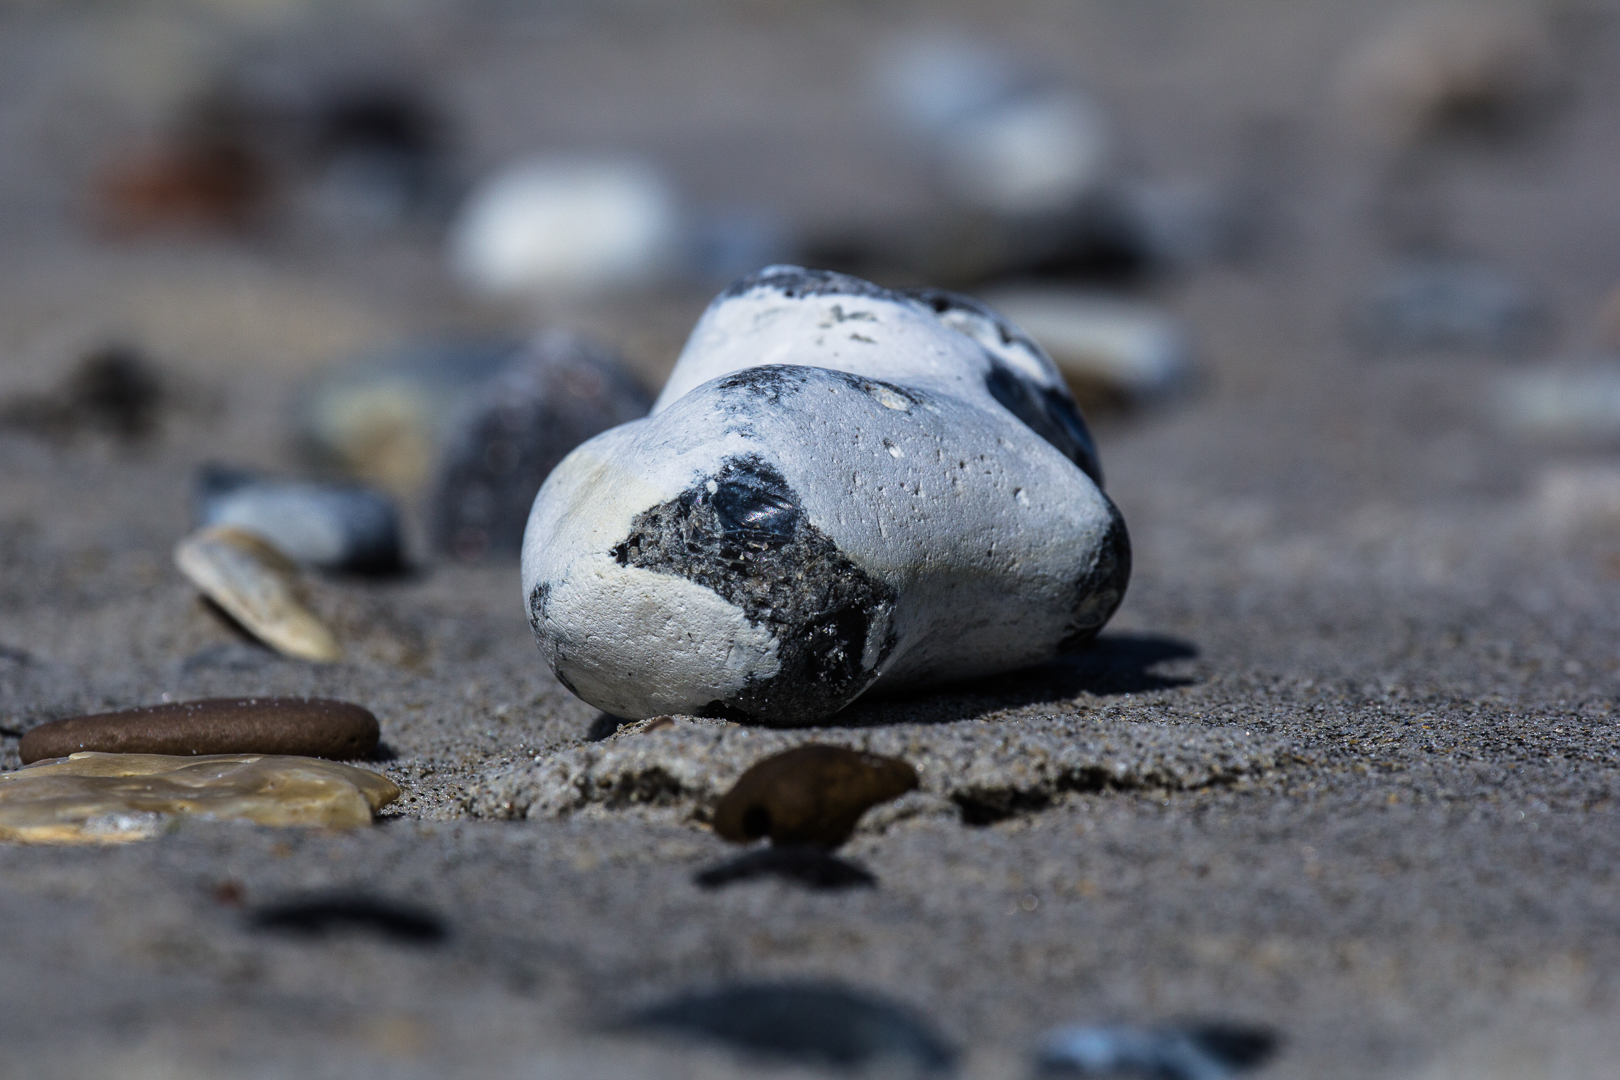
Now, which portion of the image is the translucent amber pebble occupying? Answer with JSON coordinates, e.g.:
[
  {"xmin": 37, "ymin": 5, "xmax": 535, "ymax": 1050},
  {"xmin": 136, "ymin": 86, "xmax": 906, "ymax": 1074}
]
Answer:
[{"xmin": 0, "ymin": 753, "xmax": 399, "ymax": 844}]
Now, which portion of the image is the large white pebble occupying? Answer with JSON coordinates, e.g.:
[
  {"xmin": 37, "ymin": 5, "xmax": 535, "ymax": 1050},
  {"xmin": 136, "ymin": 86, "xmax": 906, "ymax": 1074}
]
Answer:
[{"xmin": 522, "ymin": 267, "xmax": 1128, "ymax": 725}]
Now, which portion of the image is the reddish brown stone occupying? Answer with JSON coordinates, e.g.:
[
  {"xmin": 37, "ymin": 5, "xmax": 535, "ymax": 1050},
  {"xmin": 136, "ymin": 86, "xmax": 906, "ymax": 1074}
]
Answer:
[
  {"xmin": 18, "ymin": 697, "xmax": 379, "ymax": 765},
  {"xmin": 711, "ymin": 744, "xmax": 919, "ymax": 850}
]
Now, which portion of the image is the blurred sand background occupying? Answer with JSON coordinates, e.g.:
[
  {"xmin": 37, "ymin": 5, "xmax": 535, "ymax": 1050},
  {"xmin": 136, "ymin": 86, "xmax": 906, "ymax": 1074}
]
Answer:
[{"xmin": 1, "ymin": 1, "xmax": 1620, "ymax": 1077}]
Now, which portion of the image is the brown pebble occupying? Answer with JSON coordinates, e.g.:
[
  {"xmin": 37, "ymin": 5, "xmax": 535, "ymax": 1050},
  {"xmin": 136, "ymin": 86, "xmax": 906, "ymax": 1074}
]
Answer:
[
  {"xmin": 711, "ymin": 744, "xmax": 919, "ymax": 850},
  {"xmin": 19, "ymin": 697, "xmax": 379, "ymax": 765}
]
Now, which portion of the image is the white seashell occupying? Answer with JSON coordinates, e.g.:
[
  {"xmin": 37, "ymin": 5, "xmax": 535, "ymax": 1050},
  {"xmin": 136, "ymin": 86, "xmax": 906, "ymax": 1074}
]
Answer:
[
  {"xmin": 521, "ymin": 267, "xmax": 1127, "ymax": 726},
  {"xmin": 174, "ymin": 525, "xmax": 344, "ymax": 663}
]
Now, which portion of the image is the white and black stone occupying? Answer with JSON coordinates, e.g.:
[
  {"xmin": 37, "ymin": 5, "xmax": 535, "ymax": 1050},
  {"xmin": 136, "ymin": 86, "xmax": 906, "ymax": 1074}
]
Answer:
[{"xmin": 522, "ymin": 265, "xmax": 1128, "ymax": 726}]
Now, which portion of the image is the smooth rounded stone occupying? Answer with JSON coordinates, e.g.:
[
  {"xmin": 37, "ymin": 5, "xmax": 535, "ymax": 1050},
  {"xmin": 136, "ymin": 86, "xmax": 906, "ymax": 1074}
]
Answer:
[
  {"xmin": 693, "ymin": 846, "xmax": 876, "ymax": 890},
  {"xmin": 174, "ymin": 525, "xmax": 343, "ymax": 663},
  {"xmin": 1336, "ymin": 3, "xmax": 1560, "ymax": 146},
  {"xmin": 195, "ymin": 464, "xmax": 402, "ymax": 573},
  {"xmin": 448, "ymin": 157, "xmax": 681, "ymax": 297},
  {"xmin": 522, "ymin": 265, "xmax": 1127, "ymax": 725},
  {"xmin": 1353, "ymin": 262, "xmax": 1545, "ymax": 357},
  {"xmin": 983, "ymin": 289, "xmax": 1193, "ymax": 410},
  {"xmin": 19, "ymin": 697, "xmax": 379, "ymax": 765},
  {"xmin": 0, "ymin": 752, "xmax": 399, "ymax": 844},
  {"xmin": 432, "ymin": 331, "xmax": 651, "ymax": 562},
  {"xmin": 295, "ymin": 337, "xmax": 521, "ymax": 494},
  {"xmin": 620, "ymin": 982, "xmax": 955, "ymax": 1074},
  {"xmin": 1496, "ymin": 366, "xmax": 1620, "ymax": 443},
  {"xmin": 1034, "ymin": 1023, "xmax": 1276, "ymax": 1079},
  {"xmin": 711, "ymin": 745, "xmax": 917, "ymax": 849}
]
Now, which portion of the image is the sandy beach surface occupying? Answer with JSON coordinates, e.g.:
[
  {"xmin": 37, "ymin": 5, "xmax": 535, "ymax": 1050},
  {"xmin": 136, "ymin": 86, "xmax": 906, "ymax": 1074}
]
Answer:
[{"xmin": 1, "ymin": 2, "xmax": 1618, "ymax": 1076}]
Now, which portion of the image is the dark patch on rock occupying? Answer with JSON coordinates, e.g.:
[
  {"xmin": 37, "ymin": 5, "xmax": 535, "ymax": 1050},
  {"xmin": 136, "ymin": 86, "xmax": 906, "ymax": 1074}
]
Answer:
[
  {"xmin": 249, "ymin": 893, "xmax": 446, "ymax": 945},
  {"xmin": 610, "ymin": 458, "xmax": 896, "ymax": 725},
  {"xmin": 693, "ymin": 845, "xmax": 877, "ymax": 889},
  {"xmin": 1060, "ymin": 502, "xmax": 1131, "ymax": 651},
  {"xmin": 620, "ymin": 982, "xmax": 955, "ymax": 1073},
  {"xmin": 19, "ymin": 696, "xmax": 380, "ymax": 764},
  {"xmin": 712, "ymin": 744, "xmax": 918, "ymax": 848},
  {"xmin": 1035, "ymin": 1022, "xmax": 1278, "ymax": 1079},
  {"xmin": 720, "ymin": 264, "xmax": 901, "ymax": 303},
  {"xmin": 434, "ymin": 333, "xmax": 650, "ymax": 562},
  {"xmin": 984, "ymin": 358, "xmax": 1104, "ymax": 485}
]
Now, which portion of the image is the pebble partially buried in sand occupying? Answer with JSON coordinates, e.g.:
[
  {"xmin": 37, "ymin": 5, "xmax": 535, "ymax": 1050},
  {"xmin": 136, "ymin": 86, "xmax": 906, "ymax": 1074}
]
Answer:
[{"xmin": 522, "ymin": 266, "xmax": 1129, "ymax": 726}]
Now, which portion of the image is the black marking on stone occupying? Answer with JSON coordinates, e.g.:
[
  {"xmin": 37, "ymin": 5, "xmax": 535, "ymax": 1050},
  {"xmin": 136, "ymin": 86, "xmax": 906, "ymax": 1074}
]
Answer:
[
  {"xmin": 902, "ymin": 286, "xmax": 1044, "ymax": 355},
  {"xmin": 983, "ymin": 359, "xmax": 1104, "ymax": 486},
  {"xmin": 527, "ymin": 581, "xmax": 549, "ymax": 638},
  {"xmin": 715, "ymin": 364, "xmax": 925, "ymax": 415},
  {"xmin": 249, "ymin": 893, "xmax": 447, "ymax": 945},
  {"xmin": 1059, "ymin": 500, "xmax": 1131, "ymax": 652},
  {"xmin": 693, "ymin": 846, "xmax": 877, "ymax": 890},
  {"xmin": 720, "ymin": 265, "xmax": 903, "ymax": 303},
  {"xmin": 620, "ymin": 982, "xmax": 955, "ymax": 1073},
  {"xmin": 611, "ymin": 455, "xmax": 895, "ymax": 726}
]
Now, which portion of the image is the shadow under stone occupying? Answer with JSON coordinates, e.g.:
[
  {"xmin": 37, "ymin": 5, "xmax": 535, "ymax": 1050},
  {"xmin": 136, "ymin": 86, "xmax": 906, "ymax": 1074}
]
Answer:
[
  {"xmin": 248, "ymin": 892, "xmax": 447, "ymax": 945},
  {"xmin": 694, "ymin": 846, "xmax": 877, "ymax": 890},
  {"xmin": 824, "ymin": 632, "xmax": 1200, "ymax": 729}
]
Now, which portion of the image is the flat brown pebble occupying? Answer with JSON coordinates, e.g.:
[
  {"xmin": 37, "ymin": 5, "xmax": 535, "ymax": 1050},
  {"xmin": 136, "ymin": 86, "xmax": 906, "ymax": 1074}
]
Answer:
[
  {"xmin": 19, "ymin": 698, "xmax": 380, "ymax": 765},
  {"xmin": 711, "ymin": 744, "xmax": 919, "ymax": 850}
]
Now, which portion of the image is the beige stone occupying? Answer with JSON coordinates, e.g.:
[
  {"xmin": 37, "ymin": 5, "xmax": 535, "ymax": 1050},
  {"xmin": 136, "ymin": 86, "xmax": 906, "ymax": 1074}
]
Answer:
[
  {"xmin": 0, "ymin": 752, "xmax": 400, "ymax": 844},
  {"xmin": 174, "ymin": 525, "xmax": 344, "ymax": 662}
]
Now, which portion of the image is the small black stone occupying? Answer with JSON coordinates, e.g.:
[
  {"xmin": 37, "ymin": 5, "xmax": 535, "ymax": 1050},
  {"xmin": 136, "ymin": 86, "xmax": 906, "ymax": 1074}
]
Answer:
[
  {"xmin": 693, "ymin": 846, "xmax": 877, "ymax": 890},
  {"xmin": 248, "ymin": 893, "xmax": 447, "ymax": 945},
  {"xmin": 620, "ymin": 982, "xmax": 955, "ymax": 1073}
]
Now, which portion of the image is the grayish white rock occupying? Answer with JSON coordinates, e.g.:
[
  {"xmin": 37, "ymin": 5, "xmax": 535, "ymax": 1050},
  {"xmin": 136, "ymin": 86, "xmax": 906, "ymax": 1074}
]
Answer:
[{"xmin": 521, "ymin": 266, "xmax": 1128, "ymax": 726}]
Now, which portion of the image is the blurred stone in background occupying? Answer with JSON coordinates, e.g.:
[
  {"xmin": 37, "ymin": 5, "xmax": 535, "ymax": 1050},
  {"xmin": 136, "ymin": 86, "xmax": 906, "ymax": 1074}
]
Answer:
[
  {"xmin": 431, "ymin": 331, "xmax": 650, "ymax": 562},
  {"xmin": 448, "ymin": 157, "xmax": 683, "ymax": 299},
  {"xmin": 1337, "ymin": 3, "xmax": 1562, "ymax": 148},
  {"xmin": 295, "ymin": 337, "xmax": 521, "ymax": 496}
]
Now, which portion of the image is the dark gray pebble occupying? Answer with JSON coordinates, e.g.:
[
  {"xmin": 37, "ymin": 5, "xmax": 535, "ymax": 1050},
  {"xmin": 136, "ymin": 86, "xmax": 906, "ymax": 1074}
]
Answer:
[
  {"xmin": 249, "ymin": 893, "xmax": 447, "ymax": 945},
  {"xmin": 19, "ymin": 696, "xmax": 379, "ymax": 764},
  {"xmin": 1035, "ymin": 1023, "xmax": 1277, "ymax": 1080},
  {"xmin": 432, "ymin": 331, "xmax": 650, "ymax": 561},
  {"xmin": 621, "ymin": 982, "xmax": 954, "ymax": 1073},
  {"xmin": 195, "ymin": 464, "xmax": 403, "ymax": 573},
  {"xmin": 693, "ymin": 845, "xmax": 876, "ymax": 890}
]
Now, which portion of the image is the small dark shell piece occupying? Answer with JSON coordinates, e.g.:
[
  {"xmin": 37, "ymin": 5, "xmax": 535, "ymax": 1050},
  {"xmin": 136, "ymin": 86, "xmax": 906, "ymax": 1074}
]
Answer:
[
  {"xmin": 711, "ymin": 744, "xmax": 918, "ymax": 850},
  {"xmin": 19, "ymin": 697, "xmax": 379, "ymax": 765}
]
